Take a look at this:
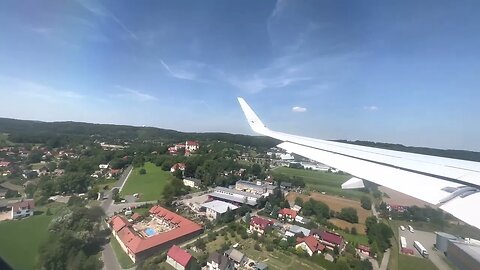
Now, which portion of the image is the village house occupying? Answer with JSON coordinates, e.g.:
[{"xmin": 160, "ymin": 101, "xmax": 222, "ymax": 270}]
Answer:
[
  {"xmin": 10, "ymin": 199, "xmax": 35, "ymax": 219},
  {"xmin": 356, "ymin": 244, "xmax": 371, "ymax": 256},
  {"xmin": 278, "ymin": 208, "xmax": 297, "ymax": 222},
  {"xmin": 171, "ymin": 163, "xmax": 186, "ymax": 173},
  {"xmin": 224, "ymin": 248, "xmax": 246, "ymax": 269},
  {"xmin": 296, "ymin": 235, "xmax": 326, "ymax": 256},
  {"xmin": 166, "ymin": 245, "xmax": 195, "ymax": 270},
  {"xmin": 249, "ymin": 216, "xmax": 273, "ymax": 235},
  {"xmin": 319, "ymin": 231, "xmax": 345, "ymax": 252},
  {"xmin": 207, "ymin": 251, "xmax": 233, "ymax": 270}
]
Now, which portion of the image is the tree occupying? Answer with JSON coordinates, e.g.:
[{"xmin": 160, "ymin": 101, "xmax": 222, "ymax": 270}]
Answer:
[
  {"xmin": 139, "ymin": 168, "xmax": 147, "ymax": 175},
  {"xmin": 195, "ymin": 238, "xmax": 206, "ymax": 250},
  {"xmin": 361, "ymin": 196, "xmax": 372, "ymax": 210},
  {"xmin": 5, "ymin": 189, "xmax": 20, "ymax": 198},
  {"xmin": 25, "ymin": 184, "xmax": 37, "ymax": 198},
  {"xmin": 245, "ymin": 212, "xmax": 251, "ymax": 225},
  {"xmin": 351, "ymin": 227, "xmax": 358, "ymax": 235},
  {"xmin": 338, "ymin": 207, "xmax": 359, "ymax": 223},
  {"xmin": 251, "ymin": 163, "xmax": 262, "ymax": 176}
]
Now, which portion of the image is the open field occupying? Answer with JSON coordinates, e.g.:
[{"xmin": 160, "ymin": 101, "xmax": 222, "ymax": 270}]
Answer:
[
  {"xmin": 330, "ymin": 218, "xmax": 367, "ymax": 235},
  {"xmin": 398, "ymin": 254, "xmax": 438, "ymax": 270},
  {"xmin": 120, "ymin": 162, "xmax": 174, "ymax": 201},
  {"xmin": 379, "ymin": 186, "xmax": 435, "ymax": 207},
  {"xmin": 30, "ymin": 163, "xmax": 45, "ymax": 170},
  {"xmin": 287, "ymin": 191, "xmax": 371, "ymax": 226},
  {"xmin": 0, "ymin": 215, "xmax": 53, "ymax": 270},
  {"xmin": 272, "ymin": 167, "xmax": 367, "ymax": 200},
  {"xmin": 110, "ymin": 236, "xmax": 135, "ymax": 269}
]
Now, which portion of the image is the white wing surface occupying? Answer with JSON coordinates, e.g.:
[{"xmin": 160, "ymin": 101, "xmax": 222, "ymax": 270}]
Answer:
[{"xmin": 237, "ymin": 97, "xmax": 480, "ymax": 229}]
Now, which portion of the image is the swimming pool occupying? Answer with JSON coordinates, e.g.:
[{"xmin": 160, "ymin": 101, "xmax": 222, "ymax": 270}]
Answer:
[{"xmin": 144, "ymin": 228, "xmax": 156, "ymax": 236}]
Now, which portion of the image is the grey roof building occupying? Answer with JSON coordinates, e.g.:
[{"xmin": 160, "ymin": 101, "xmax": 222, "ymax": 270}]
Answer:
[
  {"xmin": 207, "ymin": 252, "xmax": 233, "ymax": 270},
  {"xmin": 447, "ymin": 241, "xmax": 480, "ymax": 270}
]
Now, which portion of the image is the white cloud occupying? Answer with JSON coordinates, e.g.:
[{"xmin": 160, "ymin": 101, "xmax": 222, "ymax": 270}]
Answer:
[
  {"xmin": 77, "ymin": 0, "xmax": 137, "ymax": 40},
  {"xmin": 160, "ymin": 58, "xmax": 197, "ymax": 81},
  {"xmin": 115, "ymin": 86, "xmax": 158, "ymax": 101},
  {"xmin": 0, "ymin": 76, "xmax": 83, "ymax": 102},
  {"xmin": 292, "ymin": 106, "xmax": 307, "ymax": 113},
  {"xmin": 364, "ymin": 105, "xmax": 379, "ymax": 111}
]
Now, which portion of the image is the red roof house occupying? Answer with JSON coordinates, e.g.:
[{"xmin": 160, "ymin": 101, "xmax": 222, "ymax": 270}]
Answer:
[
  {"xmin": 278, "ymin": 208, "xmax": 297, "ymax": 221},
  {"xmin": 296, "ymin": 235, "xmax": 326, "ymax": 256},
  {"xmin": 0, "ymin": 161, "xmax": 11, "ymax": 167},
  {"xmin": 166, "ymin": 245, "xmax": 194, "ymax": 270},
  {"xmin": 320, "ymin": 231, "xmax": 345, "ymax": 251},
  {"xmin": 250, "ymin": 216, "xmax": 273, "ymax": 235},
  {"xmin": 357, "ymin": 244, "xmax": 371, "ymax": 256},
  {"xmin": 170, "ymin": 163, "xmax": 186, "ymax": 173}
]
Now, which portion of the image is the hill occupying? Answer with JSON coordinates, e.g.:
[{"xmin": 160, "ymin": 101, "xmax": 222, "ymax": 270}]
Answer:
[
  {"xmin": 0, "ymin": 117, "xmax": 479, "ymax": 162},
  {"xmin": 0, "ymin": 117, "xmax": 278, "ymax": 148}
]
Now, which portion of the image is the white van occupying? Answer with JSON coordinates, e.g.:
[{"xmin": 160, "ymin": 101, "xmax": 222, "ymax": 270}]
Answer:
[
  {"xmin": 400, "ymin": 225, "xmax": 405, "ymax": 231},
  {"xmin": 408, "ymin": 225, "xmax": 414, "ymax": 233}
]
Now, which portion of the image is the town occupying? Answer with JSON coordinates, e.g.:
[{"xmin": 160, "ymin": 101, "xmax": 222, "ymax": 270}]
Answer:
[{"xmin": 1, "ymin": 120, "xmax": 479, "ymax": 270}]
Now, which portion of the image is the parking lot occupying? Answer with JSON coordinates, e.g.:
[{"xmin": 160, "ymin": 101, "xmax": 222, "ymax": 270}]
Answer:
[{"xmin": 397, "ymin": 226, "xmax": 452, "ymax": 270}]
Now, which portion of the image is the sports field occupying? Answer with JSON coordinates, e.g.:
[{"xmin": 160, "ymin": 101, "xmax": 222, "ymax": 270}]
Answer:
[
  {"xmin": 0, "ymin": 215, "xmax": 53, "ymax": 270},
  {"xmin": 120, "ymin": 162, "xmax": 174, "ymax": 201}
]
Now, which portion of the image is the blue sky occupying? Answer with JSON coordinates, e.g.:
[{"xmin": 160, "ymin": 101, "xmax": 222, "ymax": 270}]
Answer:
[{"xmin": 0, "ymin": 0, "xmax": 479, "ymax": 150}]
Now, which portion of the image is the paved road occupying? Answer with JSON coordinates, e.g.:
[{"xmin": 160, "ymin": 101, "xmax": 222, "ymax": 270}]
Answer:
[{"xmin": 101, "ymin": 166, "xmax": 133, "ymax": 270}]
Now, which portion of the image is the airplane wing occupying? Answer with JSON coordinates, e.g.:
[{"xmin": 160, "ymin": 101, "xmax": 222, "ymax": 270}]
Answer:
[{"xmin": 237, "ymin": 97, "xmax": 480, "ymax": 229}]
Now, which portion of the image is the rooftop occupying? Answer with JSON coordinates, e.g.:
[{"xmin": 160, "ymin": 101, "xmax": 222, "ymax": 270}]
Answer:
[
  {"xmin": 109, "ymin": 205, "xmax": 202, "ymax": 255},
  {"xmin": 167, "ymin": 245, "xmax": 193, "ymax": 267},
  {"xmin": 451, "ymin": 241, "xmax": 480, "ymax": 261},
  {"xmin": 202, "ymin": 200, "xmax": 239, "ymax": 214}
]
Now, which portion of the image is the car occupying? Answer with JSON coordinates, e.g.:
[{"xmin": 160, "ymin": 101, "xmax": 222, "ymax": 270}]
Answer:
[{"xmin": 400, "ymin": 225, "xmax": 405, "ymax": 231}]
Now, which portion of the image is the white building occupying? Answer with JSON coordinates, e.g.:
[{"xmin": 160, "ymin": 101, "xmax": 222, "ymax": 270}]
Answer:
[
  {"xmin": 11, "ymin": 199, "xmax": 35, "ymax": 219},
  {"xmin": 99, "ymin": 164, "xmax": 109, "ymax": 169},
  {"xmin": 183, "ymin": 178, "xmax": 201, "ymax": 188},
  {"xmin": 201, "ymin": 200, "xmax": 239, "ymax": 220}
]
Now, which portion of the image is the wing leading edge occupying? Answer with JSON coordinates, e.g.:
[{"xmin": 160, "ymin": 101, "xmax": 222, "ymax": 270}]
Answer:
[{"xmin": 237, "ymin": 97, "xmax": 480, "ymax": 229}]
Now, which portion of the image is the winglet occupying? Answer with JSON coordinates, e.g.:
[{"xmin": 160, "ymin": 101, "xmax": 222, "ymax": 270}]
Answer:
[{"xmin": 237, "ymin": 97, "xmax": 270, "ymax": 135}]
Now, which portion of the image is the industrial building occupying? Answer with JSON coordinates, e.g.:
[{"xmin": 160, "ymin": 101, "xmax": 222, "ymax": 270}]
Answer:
[
  {"xmin": 208, "ymin": 187, "xmax": 261, "ymax": 206},
  {"xmin": 435, "ymin": 231, "xmax": 458, "ymax": 253},
  {"xmin": 446, "ymin": 241, "xmax": 480, "ymax": 270},
  {"xmin": 435, "ymin": 231, "xmax": 480, "ymax": 270},
  {"xmin": 201, "ymin": 200, "xmax": 239, "ymax": 220},
  {"xmin": 235, "ymin": 180, "xmax": 267, "ymax": 195}
]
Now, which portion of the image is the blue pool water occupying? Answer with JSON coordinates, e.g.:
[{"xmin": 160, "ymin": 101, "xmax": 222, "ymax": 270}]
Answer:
[{"xmin": 144, "ymin": 228, "xmax": 156, "ymax": 236}]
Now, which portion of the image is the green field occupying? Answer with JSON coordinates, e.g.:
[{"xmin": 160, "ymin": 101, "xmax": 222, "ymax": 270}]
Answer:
[
  {"xmin": 0, "ymin": 215, "xmax": 53, "ymax": 270},
  {"xmin": 272, "ymin": 167, "xmax": 367, "ymax": 200},
  {"xmin": 398, "ymin": 254, "xmax": 438, "ymax": 270},
  {"xmin": 110, "ymin": 237, "xmax": 135, "ymax": 269},
  {"xmin": 120, "ymin": 162, "xmax": 174, "ymax": 201}
]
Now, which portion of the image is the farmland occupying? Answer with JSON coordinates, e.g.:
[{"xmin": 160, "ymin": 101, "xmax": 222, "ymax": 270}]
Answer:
[
  {"xmin": 120, "ymin": 162, "xmax": 174, "ymax": 201},
  {"xmin": 272, "ymin": 167, "xmax": 367, "ymax": 200},
  {"xmin": 286, "ymin": 192, "xmax": 371, "ymax": 224}
]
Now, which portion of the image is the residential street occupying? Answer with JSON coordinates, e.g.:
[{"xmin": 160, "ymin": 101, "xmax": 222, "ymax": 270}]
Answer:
[{"xmin": 101, "ymin": 166, "xmax": 132, "ymax": 270}]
